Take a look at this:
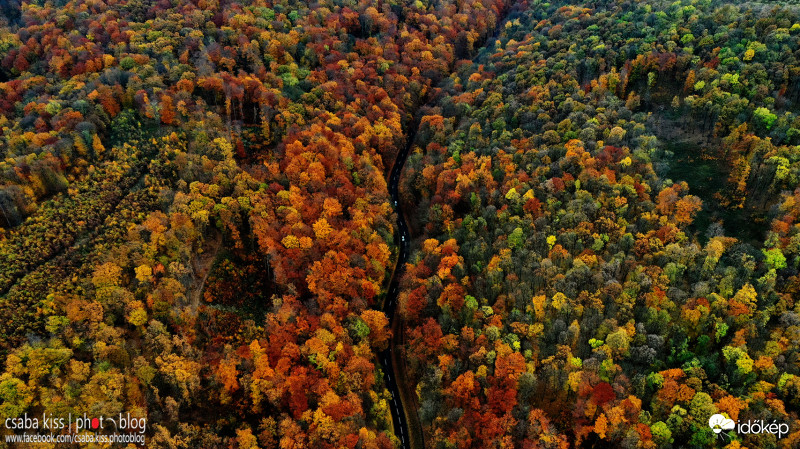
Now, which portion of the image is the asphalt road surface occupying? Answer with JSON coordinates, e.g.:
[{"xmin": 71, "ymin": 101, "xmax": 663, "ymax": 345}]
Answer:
[{"xmin": 380, "ymin": 128, "xmax": 414, "ymax": 449}]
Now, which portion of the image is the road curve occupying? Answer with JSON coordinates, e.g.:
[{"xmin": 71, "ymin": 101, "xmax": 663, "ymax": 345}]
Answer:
[
  {"xmin": 380, "ymin": 128, "xmax": 418, "ymax": 449},
  {"xmin": 379, "ymin": 11, "xmax": 515, "ymax": 447}
]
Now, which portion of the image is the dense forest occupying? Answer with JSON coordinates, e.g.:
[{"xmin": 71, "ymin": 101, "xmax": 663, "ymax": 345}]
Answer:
[
  {"xmin": 398, "ymin": 0, "xmax": 800, "ymax": 448},
  {"xmin": 0, "ymin": 0, "xmax": 799, "ymax": 448},
  {"xmin": 0, "ymin": 0, "xmax": 514, "ymax": 447}
]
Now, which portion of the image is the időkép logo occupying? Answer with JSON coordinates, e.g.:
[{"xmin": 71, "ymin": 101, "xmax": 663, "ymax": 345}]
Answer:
[{"xmin": 708, "ymin": 413, "xmax": 788, "ymax": 442}]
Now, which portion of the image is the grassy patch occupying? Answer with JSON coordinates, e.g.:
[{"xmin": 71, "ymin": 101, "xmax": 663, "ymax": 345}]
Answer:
[{"xmin": 661, "ymin": 139, "xmax": 765, "ymax": 245}]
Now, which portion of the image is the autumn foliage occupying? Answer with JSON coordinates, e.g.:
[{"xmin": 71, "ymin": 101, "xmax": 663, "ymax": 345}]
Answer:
[{"xmin": 2, "ymin": 0, "xmax": 800, "ymax": 448}]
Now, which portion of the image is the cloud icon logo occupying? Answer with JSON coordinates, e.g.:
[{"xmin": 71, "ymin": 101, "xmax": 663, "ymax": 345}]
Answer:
[{"xmin": 708, "ymin": 414, "xmax": 735, "ymax": 434}]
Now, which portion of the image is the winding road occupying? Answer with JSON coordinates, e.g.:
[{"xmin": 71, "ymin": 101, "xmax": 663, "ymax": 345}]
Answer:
[
  {"xmin": 380, "ymin": 128, "xmax": 417, "ymax": 449},
  {"xmin": 379, "ymin": 9, "xmax": 515, "ymax": 447}
]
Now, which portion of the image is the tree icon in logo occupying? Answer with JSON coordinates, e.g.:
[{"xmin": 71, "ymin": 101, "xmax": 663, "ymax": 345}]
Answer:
[{"xmin": 709, "ymin": 414, "xmax": 735, "ymax": 440}]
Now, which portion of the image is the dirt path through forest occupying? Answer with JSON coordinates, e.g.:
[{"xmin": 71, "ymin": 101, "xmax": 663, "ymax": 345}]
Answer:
[{"xmin": 189, "ymin": 230, "xmax": 222, "ymax": 311}]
